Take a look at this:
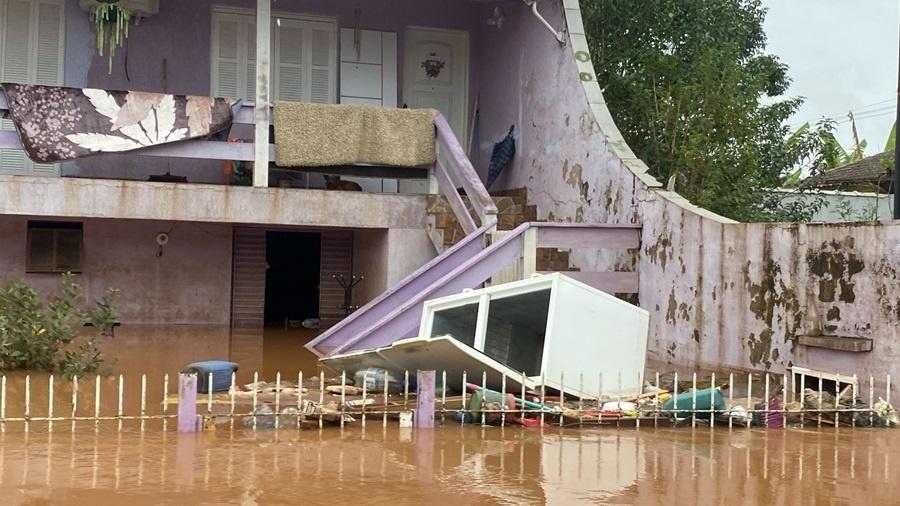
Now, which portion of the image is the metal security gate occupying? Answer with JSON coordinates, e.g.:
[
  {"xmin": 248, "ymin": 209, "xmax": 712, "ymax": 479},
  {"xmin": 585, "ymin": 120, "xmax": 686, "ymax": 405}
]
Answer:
[{"xmin": 230, "ymin": 227, "xmax": 267, "ymax": 375}]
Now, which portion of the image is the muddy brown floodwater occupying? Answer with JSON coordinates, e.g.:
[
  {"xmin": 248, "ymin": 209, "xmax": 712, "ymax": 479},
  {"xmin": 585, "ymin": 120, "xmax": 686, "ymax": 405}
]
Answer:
[{"xmin": 1, "ymin": 425, "xmax": 899, "ymax": 505}]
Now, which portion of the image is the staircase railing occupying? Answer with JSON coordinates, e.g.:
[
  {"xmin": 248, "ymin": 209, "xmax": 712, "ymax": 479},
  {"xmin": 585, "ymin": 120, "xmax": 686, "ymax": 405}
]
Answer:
[
  {"xmin": 306, "ymin": 221, "xmax": 641, "ymax": 357},
  {"xmin": 305, "ymin": 222, "xmax": 494, "ymax": 357},
  {"xmin": 433, "ymin": 113, "xmax": 497, "ymax": 232}
]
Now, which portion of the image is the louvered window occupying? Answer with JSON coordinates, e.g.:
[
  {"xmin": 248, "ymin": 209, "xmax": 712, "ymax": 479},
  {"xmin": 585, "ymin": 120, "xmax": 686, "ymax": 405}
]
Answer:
[
  {"xmin": 211, "ymin": 9, "xmax": 335, "ymax": 104},
  {"xmin": 0, "ymin": 0, "xmax": 64, "ymax": 176},
  {"xmin": 26, "ymin": 221, "xmax": 82, "ymax": 273}
]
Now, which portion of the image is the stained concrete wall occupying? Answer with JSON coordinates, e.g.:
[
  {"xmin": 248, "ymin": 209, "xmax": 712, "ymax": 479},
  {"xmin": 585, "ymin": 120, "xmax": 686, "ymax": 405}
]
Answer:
[
  {"xmin": 481, "ymin": 0, "xmax": 900, "ymax": 381},
  {"xmin": 0, "ymin": 215, "xmax": 235, "ymax": 367},
  {"xmin": 0, "ymin": 214, "xmax": 434, "ymax": 372},
  {"xmin": 353, "ymin": 228, "xmax": 389, "ymax": 309},
  {"xmin": 352, "ymin": 227, "xmax": 437, "ymax": 309},
  {"xmin": 0, "ymin": 175, "xmax": 429, "ymax": 230},
  {"xmin": 0, "ymin": 215, "xmax": 233, "ymax": 324}
]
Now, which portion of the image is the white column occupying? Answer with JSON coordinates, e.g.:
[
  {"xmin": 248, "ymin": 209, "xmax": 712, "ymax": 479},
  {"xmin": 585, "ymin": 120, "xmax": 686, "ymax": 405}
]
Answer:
[{"xmin": 253, "ymin": 0, "xmax": 271, "ymax": 188}]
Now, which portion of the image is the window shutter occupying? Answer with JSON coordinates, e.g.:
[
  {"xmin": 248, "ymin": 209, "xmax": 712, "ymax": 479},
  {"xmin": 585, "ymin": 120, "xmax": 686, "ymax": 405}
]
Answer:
[
  {"xmin": 245, "ymin": 19, "xmax": 256, "ymax": 101},
  {"xmin": 212, "ymin": 10, "xmax": 335, "ymax": 104},
  {"xmin": 274, "ymin": 20, "xmax": 303, "ymax": 102},
  {"xmin": 308, "ymin": 23, "xmax": 334, "ymax": 103},
  {"xmin": 35, "ymin": 0, "xmax": 62, "ymax": 86},
  {"xmin": 212, "ymin": 16, "xmax": 240, "ymax": 98},
  {"xmin": 1, "ymin": 0, "xmax": 63, "ymax": 176},
  {"xmin": 31, "ymin": 0, "xmax": 63, "ymax": 176}
]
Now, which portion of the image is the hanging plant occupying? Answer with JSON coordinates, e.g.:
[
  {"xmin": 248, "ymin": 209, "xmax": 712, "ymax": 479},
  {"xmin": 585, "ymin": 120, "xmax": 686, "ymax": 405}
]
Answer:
[{"xmin": 90, "ymin": 1, "xmax": 132, "ymax": 75}]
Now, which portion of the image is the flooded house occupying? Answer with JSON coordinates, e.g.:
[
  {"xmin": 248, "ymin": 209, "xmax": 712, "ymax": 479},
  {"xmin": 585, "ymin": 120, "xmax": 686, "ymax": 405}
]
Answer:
[{"xmin": 0, "ymin": 0, "xmax": 898, "ymax": 390}]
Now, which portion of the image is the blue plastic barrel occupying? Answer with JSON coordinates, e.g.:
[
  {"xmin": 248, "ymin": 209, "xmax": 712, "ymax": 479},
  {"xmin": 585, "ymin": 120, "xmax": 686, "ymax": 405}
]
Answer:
[{"xmin": 182, "ymin": 360, "xmax": 239, "ymax": 393}]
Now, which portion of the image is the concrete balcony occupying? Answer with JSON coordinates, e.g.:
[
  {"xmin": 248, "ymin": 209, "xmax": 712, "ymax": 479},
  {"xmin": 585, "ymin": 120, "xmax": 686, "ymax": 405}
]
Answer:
[{"xmin": 0, "ymin": 175, "xmax": 427, "ymax": 229}]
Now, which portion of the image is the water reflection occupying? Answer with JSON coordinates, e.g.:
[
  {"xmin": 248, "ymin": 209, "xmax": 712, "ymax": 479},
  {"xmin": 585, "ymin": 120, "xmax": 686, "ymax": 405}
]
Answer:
[{"xmin": 0, "ymin": 426, "xmax": 898, "ymax": 505}]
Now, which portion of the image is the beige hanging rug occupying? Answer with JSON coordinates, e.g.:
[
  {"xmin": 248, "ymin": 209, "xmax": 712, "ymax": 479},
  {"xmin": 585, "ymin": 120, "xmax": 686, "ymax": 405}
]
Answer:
[{"xmin": 274, "ymin": 102, "xmax": 438, "ymax": 167}]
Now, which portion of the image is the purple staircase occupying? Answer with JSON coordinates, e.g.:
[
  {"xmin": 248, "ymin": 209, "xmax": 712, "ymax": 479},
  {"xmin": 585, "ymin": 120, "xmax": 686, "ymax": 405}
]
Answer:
[{"xmin": 305, "ymin": 222, "xmax": 642, "ymax": 357}]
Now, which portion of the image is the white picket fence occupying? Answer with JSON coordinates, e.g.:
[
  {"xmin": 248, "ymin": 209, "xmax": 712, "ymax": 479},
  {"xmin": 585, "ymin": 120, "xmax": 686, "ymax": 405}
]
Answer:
[{"xmin": 0, "ymin": 368, "xmax": 895, "ymax": 432}]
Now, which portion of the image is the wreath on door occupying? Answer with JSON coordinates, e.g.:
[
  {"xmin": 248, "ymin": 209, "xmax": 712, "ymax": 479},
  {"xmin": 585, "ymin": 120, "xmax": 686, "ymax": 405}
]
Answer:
[{"xmin": 420, "ymin": 52, "xmax": 445, "ymax": 79}]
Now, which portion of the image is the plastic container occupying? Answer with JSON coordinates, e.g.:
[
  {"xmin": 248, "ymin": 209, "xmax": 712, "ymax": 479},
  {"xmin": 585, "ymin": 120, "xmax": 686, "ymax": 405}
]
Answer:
[
  {"xmin": 182, "ymin": 360, "xmax": 238, "ymax": 394},
  {"xmin": 467, "ymin": 390, "xmax": 517, "ymax": 420},
  {"xmin": 354, "ymin": 368, "xmax": 404, "ymax": 394},
  {"xmin": 661, "ymin": 387, "xmax": 725, "ymax": 418}
]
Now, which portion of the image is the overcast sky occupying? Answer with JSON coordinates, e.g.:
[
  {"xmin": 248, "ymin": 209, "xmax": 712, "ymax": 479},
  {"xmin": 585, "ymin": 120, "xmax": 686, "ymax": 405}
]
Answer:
[{"xmin": 762, "ymin": 0, "xmax": 899, "ymax": 154}]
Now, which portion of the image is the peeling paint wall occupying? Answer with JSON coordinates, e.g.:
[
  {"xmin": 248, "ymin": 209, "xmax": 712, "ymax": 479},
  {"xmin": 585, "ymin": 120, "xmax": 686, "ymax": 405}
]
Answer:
[
  {"xmin": 484, "ymin": 1, "xmax": 900, "ymax": 381},
  {"xmin": 471, "ymin": 0, "xmax": 641, "ymax": 275}
]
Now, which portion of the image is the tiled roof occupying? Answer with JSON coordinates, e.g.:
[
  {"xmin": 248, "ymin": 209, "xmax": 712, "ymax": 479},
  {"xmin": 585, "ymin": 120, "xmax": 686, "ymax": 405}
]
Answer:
[{"xmin": 804, "ymin": 151, "xmax": 894, "ymax": 189}]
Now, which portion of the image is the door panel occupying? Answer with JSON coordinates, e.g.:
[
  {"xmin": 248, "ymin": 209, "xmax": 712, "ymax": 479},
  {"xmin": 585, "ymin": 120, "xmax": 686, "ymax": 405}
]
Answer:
[{"xmin": 403, "ymin": 27, "xmax": 468, "ymax": 147}]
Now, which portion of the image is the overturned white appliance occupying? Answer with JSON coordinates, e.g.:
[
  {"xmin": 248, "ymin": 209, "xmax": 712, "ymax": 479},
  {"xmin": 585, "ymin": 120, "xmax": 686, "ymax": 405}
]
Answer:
[{"xmin": 321, "ymin": 273, "xmax": 649, "ymax": 399}]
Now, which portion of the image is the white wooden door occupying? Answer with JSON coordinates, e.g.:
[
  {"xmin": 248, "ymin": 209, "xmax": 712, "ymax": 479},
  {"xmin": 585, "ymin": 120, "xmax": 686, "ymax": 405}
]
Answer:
[
  {"xmin": 403, "ymin": 27, "xmax": 468, "ymax": 145},
  {"xmin": 339, "ymin": 28, "xmax": 397, "ymax": 107}
]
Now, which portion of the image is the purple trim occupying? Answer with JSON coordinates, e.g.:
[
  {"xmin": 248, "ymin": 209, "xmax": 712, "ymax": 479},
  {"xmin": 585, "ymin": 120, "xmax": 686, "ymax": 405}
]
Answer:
[
  {"xmin": 415, "ymin": 370, "xmax": 436, "ymax": 428},
  {"xmin": 330, "ymin": 222, "xmax": 530, "ymax": 354},
  {"xmin": 434, "ymin": 114, "xmax": 498, "ymax": 223},
  {"xmin": 434, "ymin": 157, "xmax": 478, "ymax": 234},
  {"xmin": 177, "ymin": 373, "xmax": 198, "ymax": 433},
  {"xmin": 0, "ymin": 128, "xmax": 271, "ymax": 162},
  {"xmin": 537, "ymin": 226, "xmax": 641, "ymax": 249},
  {"xmin": 311, "ymin": 221, "xmax": 647, "ymax": 357},
  {"xmin": 305, "ymin": 222, "xmax": 494, "ymax": 357},
  {"xmin": 0, "ymin": 131, "xmax": 20, "ymax": 150}
]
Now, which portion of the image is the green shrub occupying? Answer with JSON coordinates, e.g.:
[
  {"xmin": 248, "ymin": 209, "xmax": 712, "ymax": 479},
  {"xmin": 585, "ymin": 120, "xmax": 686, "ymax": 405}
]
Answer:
[{"xmin": 0, "ymin": 273, "xmax": 118, "ymax": 376}]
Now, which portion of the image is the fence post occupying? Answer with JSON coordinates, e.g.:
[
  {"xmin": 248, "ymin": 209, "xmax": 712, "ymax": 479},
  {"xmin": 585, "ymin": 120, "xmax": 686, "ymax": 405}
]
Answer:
[
  {"xmin": 522, "ymin": 227, "xmax": 538, "ymax": 278},
  {"xmin": 416, "ymin": 370, "xmax": 436, "ymax": 428},
  {"xmin": 178, "ymin": 373, "xmax": 198, "ymax": 433}
]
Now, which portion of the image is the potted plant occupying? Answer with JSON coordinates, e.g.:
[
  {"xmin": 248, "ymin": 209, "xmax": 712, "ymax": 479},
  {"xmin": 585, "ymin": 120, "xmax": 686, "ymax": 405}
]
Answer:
[{"xmin": 89, "ymin": 0, "xmax": 132, "ymax": 74}]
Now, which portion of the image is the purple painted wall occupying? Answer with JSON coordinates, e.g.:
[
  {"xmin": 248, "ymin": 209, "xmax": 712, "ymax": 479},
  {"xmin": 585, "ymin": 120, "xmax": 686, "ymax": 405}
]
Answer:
[
  {"xmin": 0, "ymin": 215, "xmax": 235, "ymax": 370},
  {"xmin": 474, "ymin": 1, "xmax": 900, "ymax": 385},
  {"xmin": 0, "ymin": 215, "xmax": 233, "ymax": 324},
  {"xmin": 62, "ymin": 0, "xmax": 483, "ymax": 182}
]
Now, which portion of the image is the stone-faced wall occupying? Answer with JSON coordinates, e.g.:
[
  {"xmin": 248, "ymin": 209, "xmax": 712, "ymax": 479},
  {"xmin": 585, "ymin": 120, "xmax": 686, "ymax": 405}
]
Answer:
[{"xmin": 480, "ymin": 0, "xmax": 900, "ymax": 381}]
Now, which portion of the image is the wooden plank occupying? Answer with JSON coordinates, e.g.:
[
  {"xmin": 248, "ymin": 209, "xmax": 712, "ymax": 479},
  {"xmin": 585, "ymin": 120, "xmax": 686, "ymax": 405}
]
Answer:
[
  {"xmin": 797, "ymin": 335, "xmax": 873, "ymax": 352},
  {"xmin": 538, "ymin": 271, "xmax": 639, "ymax": 293},
  {"xmin": 537, "ymin": 226, "xmax": 640, "ymax": 249},
  {"xmin": 434, "ymin": 158, "xmax": 477, "ymax": 234}
]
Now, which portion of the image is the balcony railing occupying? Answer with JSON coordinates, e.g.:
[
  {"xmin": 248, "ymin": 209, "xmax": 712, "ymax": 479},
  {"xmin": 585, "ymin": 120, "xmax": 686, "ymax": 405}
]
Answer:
[{"xmin": 0, "ymin": 91, "xmax": 496, "ymax": 231}]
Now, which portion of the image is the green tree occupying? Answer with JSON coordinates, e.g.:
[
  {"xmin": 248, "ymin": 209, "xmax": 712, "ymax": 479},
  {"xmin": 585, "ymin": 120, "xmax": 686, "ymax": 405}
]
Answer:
[
  {"xmin": 582, "ymin": 0, "xmax": 829, "ymax": 221},
  {"xmin": 0, "ymin": 273, "xmax": 118, "ymax": 376}
]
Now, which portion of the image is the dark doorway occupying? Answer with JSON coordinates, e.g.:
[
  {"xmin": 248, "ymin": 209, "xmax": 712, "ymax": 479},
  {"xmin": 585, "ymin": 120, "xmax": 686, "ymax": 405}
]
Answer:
[{"xmin": 264, "ymin": 231, "xmax": 321, "ymax": 325}]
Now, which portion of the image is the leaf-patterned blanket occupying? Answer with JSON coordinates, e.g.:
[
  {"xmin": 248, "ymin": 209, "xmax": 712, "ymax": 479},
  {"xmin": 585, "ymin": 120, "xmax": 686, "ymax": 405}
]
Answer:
[{"xmin": 1, "ymin": 83, "xmax": 237, "ymax": 162}]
